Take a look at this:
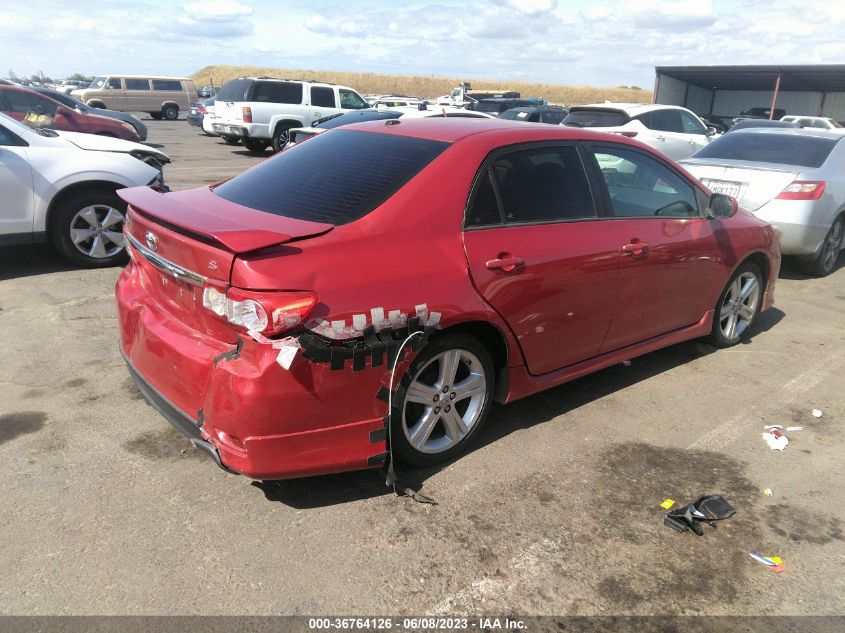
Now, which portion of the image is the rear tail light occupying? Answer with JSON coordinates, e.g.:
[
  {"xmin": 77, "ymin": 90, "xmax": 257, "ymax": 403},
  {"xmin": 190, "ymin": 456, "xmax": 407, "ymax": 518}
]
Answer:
[
  {"xmin": 202, "ymin": 287, "xmax": 318, "ymax": 336},
  {"xmin": 776, "ymin": 181, "xmax": 826, "ymax": 200},
  {"xmin": 242, "ymin": 106, "xmax": 252, "ymax": 123},
  {"xmin": 611, "ymin": 130, "xmax": 638, "ymax": 138},
  {"xmin": 198, "ymin": 105, "xmax": 207, "ymax": 114}
]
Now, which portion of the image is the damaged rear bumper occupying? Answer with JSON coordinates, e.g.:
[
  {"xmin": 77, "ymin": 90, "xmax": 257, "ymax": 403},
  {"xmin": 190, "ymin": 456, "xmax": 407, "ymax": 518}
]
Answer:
[{"xmin": 122, "ymin": 348, "xmax": 235, "ymax": 474}]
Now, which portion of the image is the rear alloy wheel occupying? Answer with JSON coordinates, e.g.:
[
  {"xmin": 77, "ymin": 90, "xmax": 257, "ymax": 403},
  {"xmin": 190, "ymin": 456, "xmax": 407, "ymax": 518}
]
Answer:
[
  {"xmin": 162, "ymin": 105, "xmax": 179, "ymax": 120},
  {"xmin": 271, "ymin": 124, "xmax": 298, "ymax": 153},
  {"xmin": 708, "ymin": 262, "xmax": 762, "ymax": 347},
  {"xmin": 392, "ymin": 334, "xmax": 494, "ymax": 467},
  {"xmin": 243, "ymin": 137, "xmax": 269, "ymax": 153},
  {"xmin": 803, "ymin": 215, "xmax": 843, "ymax": 277},
  {"xmin": 51, "ymin": 189, "xmax": 128, "ymax": 268}
]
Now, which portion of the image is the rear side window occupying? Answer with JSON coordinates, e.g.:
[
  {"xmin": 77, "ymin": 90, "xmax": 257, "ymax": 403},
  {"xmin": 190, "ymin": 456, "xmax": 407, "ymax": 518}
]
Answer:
[
  {"xmin": 213, "ymin": 130, "xmax": 449, "ymax": 224},
  {"xmin": 310, "ymin": 86, "xmax": 336, "ymax": 108},
  {"xmin": 217, "ymin": 78, "xmax": 252, "ymax": 101},
  {"xmin": 564, "ymin": 109, "xmax": 630, "ymax": 127},
  {"xmin": 468, "ymin": 146, "xmax": 595, "ymax": 225},
  {"xmin": 693, "ymin": 132, "xmax": 838, "ymax": 168},
  {"xmin": 125, "ymin": 79, "xmax": 150, "ymax": 90},
  {"xmin": 152, "ymin": 80, "xmax": 182, "ymax": 91},
  {"xmin": 253, "ymin": 81, "xmax": 302, "ymax": 104}
]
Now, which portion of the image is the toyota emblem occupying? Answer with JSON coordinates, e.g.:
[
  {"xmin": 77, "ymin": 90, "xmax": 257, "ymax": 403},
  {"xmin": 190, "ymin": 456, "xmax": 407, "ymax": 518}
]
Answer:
[{"xmin": 145, "ymin": 231, "xmax": 158, "ymax": 252}]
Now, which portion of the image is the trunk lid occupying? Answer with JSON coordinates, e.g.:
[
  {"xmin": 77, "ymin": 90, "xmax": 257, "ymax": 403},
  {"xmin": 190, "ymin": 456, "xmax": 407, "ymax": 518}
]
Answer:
[{"xmin": 681, "ymin": 159, "xmax": 799, "ymax": 211}]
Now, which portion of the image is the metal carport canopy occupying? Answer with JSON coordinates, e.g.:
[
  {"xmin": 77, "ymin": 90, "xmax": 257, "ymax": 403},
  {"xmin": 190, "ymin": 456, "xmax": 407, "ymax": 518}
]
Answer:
[{"xmin": 655, "ymin": 65, "xmax": 845, "ymax": 92}]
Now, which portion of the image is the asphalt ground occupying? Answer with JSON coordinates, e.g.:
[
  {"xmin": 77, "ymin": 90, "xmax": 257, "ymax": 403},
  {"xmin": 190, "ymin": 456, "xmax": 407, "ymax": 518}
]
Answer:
[{"xmin": 0, "ymin": 117, "xmax": 844, "ymax": 620}]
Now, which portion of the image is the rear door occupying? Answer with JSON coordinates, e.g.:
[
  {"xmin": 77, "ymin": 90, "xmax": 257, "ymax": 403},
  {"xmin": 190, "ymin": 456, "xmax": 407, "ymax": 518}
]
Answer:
[
  {"xmin": 462, "ymin": 142, "xmax": 620, "ymax": 375},
  {"xmin": 583, "ymin": 143, "xmax": 723, "ymax": 352},
  {"xmin": 309, "ymin": 85, "xmax": 336, "ymax": 122}
]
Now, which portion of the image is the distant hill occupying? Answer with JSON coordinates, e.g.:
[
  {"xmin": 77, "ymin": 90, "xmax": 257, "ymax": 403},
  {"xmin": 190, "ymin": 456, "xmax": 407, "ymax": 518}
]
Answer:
[{"xmin": 192, "ymin": 65, "xmax": 652, "ymax": 106}]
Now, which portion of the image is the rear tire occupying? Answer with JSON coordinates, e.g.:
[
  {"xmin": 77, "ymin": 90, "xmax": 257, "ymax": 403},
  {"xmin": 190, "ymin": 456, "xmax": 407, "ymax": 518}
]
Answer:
[
  {"xmin": 50, "ymin": 189, "xmax": 129, "ymax": 268},
  {"xmin": 162, "ymin": 105, "xmax": 179, "ymax": 121},
  {"xmin": 271, "ymin": 123, "xmax": 298, "ymax": 153},
  {"xmin": 391, "ymin": 333, "xmax": 495, "ymax": 467},
  {"xmin": 243, "ymin": 137, "xmax": 269, "ymax": 153},
  {"xmin": 149, "ymin": 112, "xmax": 163, "ymax": 120},
  {"xmin": 222, "ymin": 135, "xmax": 241, "ymax": 146},
  {"xmin": 801, "ymin": 215, "xmax": 843, "ymax": 277},
  {"xmin": 707, "ymin": 261, "xmax": 763, "ymax": 347}
]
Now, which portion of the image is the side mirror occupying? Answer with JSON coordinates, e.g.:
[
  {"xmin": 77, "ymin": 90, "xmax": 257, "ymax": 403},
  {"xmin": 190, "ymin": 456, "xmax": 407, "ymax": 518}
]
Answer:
[
  {"xmin": 706, "ymin": 126, "xmax": 718, "ymax": 137},
  {"xmin": 706, "ymin": 193, "xmax": 737, "ymax": 219}
]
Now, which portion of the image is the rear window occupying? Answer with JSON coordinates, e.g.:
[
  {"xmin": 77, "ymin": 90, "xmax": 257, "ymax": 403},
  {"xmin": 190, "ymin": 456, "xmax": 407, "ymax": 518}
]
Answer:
[
  {"xmin": 693, "ymin": 132, "xmax": 839, "ymax": 168},
  {"xmin": 216, "ymin": 78, "xmax": 253, "ymax": 102},
  {"xmin": 213, "ymin": 130, "xmax": 449, "ymax": 225},
  {"xmin": 563, "ymin": 109, "xmax": 630, "ymax": 127},
  {"xmin": 254, "ymin": 81, "xmax": 302, "ymax": 104},
  {"xmin": 152, "ymin": 79, "xmax": 182, "ymax": 91}
]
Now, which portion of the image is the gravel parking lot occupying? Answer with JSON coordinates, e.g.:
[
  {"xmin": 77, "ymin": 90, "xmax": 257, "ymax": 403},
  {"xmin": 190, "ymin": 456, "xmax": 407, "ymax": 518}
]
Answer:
[{"xmin": 1, "ymin": 117, "xmax": 844, "ymax": 617}]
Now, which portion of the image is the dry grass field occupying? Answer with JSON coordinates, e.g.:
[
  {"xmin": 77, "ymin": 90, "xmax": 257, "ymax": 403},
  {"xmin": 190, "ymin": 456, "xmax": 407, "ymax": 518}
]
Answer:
[{"xmin": 192, "ymin": 64, "xmax": 653, "ymax": 106}]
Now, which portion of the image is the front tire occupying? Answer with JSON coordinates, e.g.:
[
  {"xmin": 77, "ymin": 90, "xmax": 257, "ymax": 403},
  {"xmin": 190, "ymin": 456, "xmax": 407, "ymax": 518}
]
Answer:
[
  {"xmin": 50, "ymin": 189, "xmax": 129, "ymax": 268},
  {"xmin": 802, "ymin": 215, "xmax": 843, "ymax": 277},
  {"xmin": 391, "ymin": 333, "xmax": 494, "ymax": 467},
  {"xmin": 707, "ymin": 261, "xmax": 763, "ymax": 347}
]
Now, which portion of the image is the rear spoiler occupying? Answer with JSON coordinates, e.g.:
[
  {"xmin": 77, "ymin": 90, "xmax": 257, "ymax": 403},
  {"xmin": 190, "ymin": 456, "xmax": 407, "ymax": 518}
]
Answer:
[{"xmin": 118, "ymin": 186, "xmax": 333, "ymax": 254}]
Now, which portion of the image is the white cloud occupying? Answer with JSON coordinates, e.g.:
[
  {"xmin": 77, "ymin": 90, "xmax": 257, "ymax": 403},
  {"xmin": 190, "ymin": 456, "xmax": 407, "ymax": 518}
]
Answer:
[{"xmin": 183, "ymin": 0, "xmax": 253, "ymax": 18}]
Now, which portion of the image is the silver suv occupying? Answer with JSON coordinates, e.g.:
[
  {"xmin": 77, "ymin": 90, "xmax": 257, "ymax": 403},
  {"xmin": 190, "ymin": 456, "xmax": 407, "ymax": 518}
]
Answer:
[{"xmin": 212, "ymin": 77, "xmax": 368, "ymax": 152}]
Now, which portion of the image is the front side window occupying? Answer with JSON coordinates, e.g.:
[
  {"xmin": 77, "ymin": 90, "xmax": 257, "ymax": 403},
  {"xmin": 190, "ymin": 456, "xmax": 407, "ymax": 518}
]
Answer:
[
  {"xmin": 310, "ymin": 86, "xmax": 335, "ymax": 108},
  {"xmin": 590, "ymin": 146, "xmax": 699, "ymax": 218},
  {"xmin": 125, "ymin": 79, "xmax": 150, "ymax": 90},
  {"xmin": 0, "ymin": 123, "xmax": 25, "ymax": 146},
  {"xmin": 339, "ymin": 89, "xmax": 366, "ymax": 109},
  {"xmin": 89, "ymin": 76, "xmax": 107, "ymax": 89},
  {"xmin": 4, "ymin": 91, "xmax": 56, "ymax": 116},
  {"xmin": 649, "ymin": 109, "xmax": 684, "ymax": 133},
  {"xmin": 481, "ymin": 146, "xmax": 596, "ymax": 224},
  {"xmin": 254, "ymin": 81, "xmax": 303, "ymax": 104},
  {"xmin": 107, "ymin": 78, "xmax": 122, "ymax": 89},
  {"xmin": 680, "ymin": 111, "xmax": 706, "ymax": 134},
  {"xmin": 152, "ymin": 80, "xmax": 182, "ymax": 91}
]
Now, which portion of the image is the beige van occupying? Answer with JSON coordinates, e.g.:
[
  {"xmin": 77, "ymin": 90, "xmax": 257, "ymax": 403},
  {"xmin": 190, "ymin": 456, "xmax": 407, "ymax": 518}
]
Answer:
[{"xmin": 71, "ymin": 75, "xmax": 197, "ymax": 120}]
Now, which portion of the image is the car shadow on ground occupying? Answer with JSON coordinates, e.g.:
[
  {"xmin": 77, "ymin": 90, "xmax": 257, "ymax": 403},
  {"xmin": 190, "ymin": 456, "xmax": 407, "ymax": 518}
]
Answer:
[
  {"xmin": 255, "ymin": 308, "xmax": 784, "ymax": 509},
  {"xmin": 778, "ymin": 253, "xmax": 844, "ymax": 280},
  {"xmin": 0, "ymin": 244, "xmax": 78, "ymax": 281},
  {"xmin": 231, "ymin": 150, "xmax": 271, "ymax": 158}
]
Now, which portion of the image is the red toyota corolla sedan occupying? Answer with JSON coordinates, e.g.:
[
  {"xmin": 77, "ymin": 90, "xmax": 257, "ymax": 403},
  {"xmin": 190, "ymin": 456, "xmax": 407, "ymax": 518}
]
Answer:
[
  {"xmin": 116, "ymin": 119, "xmax": 780, "ymax": 480},
  {"xmin": 0, "ymin": 86, "xmax": 140, "ymax": 142}
]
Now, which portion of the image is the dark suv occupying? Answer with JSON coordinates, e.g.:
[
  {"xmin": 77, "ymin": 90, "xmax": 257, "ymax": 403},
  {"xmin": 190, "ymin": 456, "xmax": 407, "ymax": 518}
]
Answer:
[{"xmin": 469, "ymin": 98, "xmax": 539, "ymax": 116}]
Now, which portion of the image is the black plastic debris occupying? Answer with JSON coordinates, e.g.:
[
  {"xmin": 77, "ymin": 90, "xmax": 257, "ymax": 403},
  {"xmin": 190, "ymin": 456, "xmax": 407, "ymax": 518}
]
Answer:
[{"xmin": 664, "ymin": 495, "xmax": 736, "ymax": 535}]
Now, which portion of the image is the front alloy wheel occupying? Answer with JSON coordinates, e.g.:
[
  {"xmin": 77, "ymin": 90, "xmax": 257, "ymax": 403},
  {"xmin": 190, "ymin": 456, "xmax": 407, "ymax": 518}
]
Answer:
[
  {"xmin": 393, "ymin": 334, "xmax": 494, "ymax": 467},
  {"xmin": 52, "ymin": 189, "xmax": 129, "ymax": 268},
  {"xmin": 708, "ymin": 262, "xmax": 762, "ymax": 347}
]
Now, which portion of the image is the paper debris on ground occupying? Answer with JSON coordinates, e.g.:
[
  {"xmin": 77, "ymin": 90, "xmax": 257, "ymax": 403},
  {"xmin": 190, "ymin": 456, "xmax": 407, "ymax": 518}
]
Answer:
[
  {"xmin": 660, "ymin": 498, "xmax": 676, "ymax": 509},
  {"xmin": 812, "ymin": 409, "xmax": 823, "ymax": 418},
  {"xmin": 762, "ymin": 431, "xmax": 789, "ymax": 451}
]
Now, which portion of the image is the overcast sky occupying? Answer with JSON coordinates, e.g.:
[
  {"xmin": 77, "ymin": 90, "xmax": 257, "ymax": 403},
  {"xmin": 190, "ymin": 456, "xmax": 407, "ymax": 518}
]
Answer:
[{"xmin": 3, "ymin": 0, "xmax": 844, "ymax": 88}]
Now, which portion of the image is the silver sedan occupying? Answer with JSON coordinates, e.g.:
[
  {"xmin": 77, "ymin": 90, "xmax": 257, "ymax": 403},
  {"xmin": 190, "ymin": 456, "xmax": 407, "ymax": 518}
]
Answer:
[{"xmin": 681, "ymin": 128, "xmax": 845, "ymax": 276}]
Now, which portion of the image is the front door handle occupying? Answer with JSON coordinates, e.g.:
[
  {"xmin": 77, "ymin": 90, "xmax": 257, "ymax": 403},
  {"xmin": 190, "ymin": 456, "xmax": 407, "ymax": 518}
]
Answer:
[
  {"xmin": 655, "ymin": 135, "xmax": 666, "ymax": 141},
  {"xmin": 486, "ymin": 256, "xmax": 525, "ymax": 272},
  {"xmin": 622, "ymin": 242, "xmax": 650, "ymax": 257}
]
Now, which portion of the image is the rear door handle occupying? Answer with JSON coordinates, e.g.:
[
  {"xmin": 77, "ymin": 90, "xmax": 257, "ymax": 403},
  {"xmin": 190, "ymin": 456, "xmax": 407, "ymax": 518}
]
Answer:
[
  {"xmin": 622, "ymin": 242, "xmax": 649, "ymax": 257},
  {"xmin": 486, "ymin": 257, "xmax": 525, "ymax": 272}
]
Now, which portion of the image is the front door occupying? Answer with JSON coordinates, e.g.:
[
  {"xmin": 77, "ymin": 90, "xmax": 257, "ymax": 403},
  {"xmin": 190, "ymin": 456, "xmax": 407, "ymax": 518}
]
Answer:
[
  {"xmin": 0, "ymin": 124, "xmax": 34, "ymax": 237},
  {"xmin": 584, "ymin": 143, "xmax": 723, "ymax": 352},
  {"xmin": 462, "ymin": 143, "xmax": 620, "ymax": 375}
]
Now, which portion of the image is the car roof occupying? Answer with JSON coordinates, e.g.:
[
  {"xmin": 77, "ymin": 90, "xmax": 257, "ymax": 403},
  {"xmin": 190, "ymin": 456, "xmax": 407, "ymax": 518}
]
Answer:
[
  {"xmin": 726, "ymin": 128, "xmax": 845, "ymax": 140},
  {"xmin": 570, "ymin": 102, "xmax": 688, "ymax": 116},
  {"xmin": 99, "ymin": 74, "xmax": 189, "ymax": 80},
  {"xmin": 342, "ymin": 116, "xmax": 656, "ymax": 146}
]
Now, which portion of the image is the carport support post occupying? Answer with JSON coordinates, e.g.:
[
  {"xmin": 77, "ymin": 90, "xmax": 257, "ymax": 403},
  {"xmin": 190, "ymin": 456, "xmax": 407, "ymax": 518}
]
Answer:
[{"xmin": 769, "ymin": 72, "xmax": 782, "ymax": 120}]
